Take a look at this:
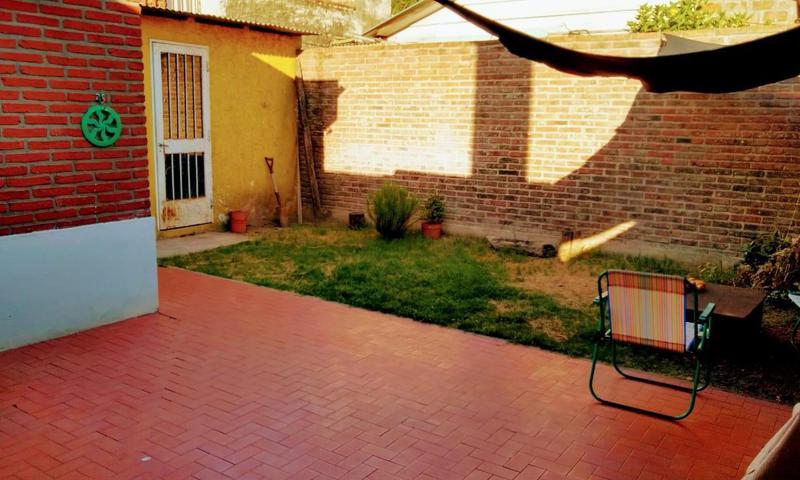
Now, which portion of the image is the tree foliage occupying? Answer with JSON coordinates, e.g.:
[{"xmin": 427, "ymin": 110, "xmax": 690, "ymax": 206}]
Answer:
[
  {"xmin": 628, "ymin": 0, "xmax": 749, "ymax": 33},
  {"xmin": 222, "ymin": 0, "xmax": 367, "ymax": 46}
]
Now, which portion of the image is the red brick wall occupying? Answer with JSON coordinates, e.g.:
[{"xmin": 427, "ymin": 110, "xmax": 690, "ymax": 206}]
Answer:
[
  {"xmin": 299, "ymin": 27, "xmax": 800, "ymax": 255},
  {"xmin": 0, "ymin": 0, "xmax": 149, "ymax": 236}
]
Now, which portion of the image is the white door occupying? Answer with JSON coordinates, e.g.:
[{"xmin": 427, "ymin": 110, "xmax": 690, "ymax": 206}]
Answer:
[{"xmin": 152, "ymin": 41, "xmax": 212, "ymax": 230}]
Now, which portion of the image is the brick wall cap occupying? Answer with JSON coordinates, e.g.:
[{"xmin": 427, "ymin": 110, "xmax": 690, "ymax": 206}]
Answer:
[{"xmin": 308, "ymin": 24, "xmax": 792, "ymax": 54}]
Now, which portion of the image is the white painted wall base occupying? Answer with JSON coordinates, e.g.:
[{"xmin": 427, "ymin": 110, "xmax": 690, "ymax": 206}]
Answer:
[{"xmin": 0, "ymin": 217, "xmax": 159, "ymax": 352}]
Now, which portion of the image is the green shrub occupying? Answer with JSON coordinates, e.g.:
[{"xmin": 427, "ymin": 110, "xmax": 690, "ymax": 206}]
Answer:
[
  {"xmin": 750, "ymin": 237, "xmax": 800, "ymax": 294},
  {"xmin": 735, "ymin": 232, "xmax": 800, "ymax": 299},
  {"xmin": 628, "ymin": 0, "xmax": 749, "ymax": 33},
  {"xmin": 742, "ymin": 231, "xmax": 791, "ymax": 269},
  {"xmin": 696, "ymin": 261, "xmax": 736, "ymax": 285},
  {"xmin": 423, "ymin": 192, "xmax": 445, "ymax": 224},
  {"xmin": 367, "ymin": 183, "xmax": 419, "ymax": 239}
]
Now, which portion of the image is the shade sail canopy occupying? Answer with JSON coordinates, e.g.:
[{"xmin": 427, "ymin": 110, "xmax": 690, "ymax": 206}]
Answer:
[{"xmin": 434, "ymin": 0, "xmax": 800, "ymax": 93}]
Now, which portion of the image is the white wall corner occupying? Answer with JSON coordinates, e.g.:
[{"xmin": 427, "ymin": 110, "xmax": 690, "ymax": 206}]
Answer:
[{"xmin": 0, "ymin": 217, "xmax": 159, "ymax": 352}]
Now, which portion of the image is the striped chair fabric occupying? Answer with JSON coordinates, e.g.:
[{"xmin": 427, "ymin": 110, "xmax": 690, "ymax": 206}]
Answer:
[{"xmin": 606, "ymin": 270, "xmax": 691, "ymax": 353}]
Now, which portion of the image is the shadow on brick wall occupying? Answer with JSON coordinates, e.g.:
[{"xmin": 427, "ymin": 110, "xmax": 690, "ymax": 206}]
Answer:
[
  {"xmin": 299, "ymin": 80, "xmax": 340, "ymax": 217},
  {"xmin": 300, "ymin": 43, "xmax": 537, "ymax": 231},
  {"xmin": 560, "ymin": 84, "xmax": 800, "ymax": 252},
  {"xmin": 300, "ymin": 44, "xmax": 800, "ymax": 254}
]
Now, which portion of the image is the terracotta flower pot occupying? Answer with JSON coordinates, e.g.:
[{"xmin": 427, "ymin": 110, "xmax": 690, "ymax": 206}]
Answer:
[
  {"xmin": 229, "ymin": 210, "xmax": 248, "ymax": 233},
  {"xmin": 421, "ymin": 221, "xmax": 443, "ymax": 239}
]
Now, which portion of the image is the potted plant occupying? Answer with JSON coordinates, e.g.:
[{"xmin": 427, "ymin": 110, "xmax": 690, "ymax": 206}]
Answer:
[
  {"xmin": 229, "ymin": 210, "xmax": 248, "ymax": 233},
  {"xmin": 421, "ymin": 192, "xmax": 445, "ymax": 240}
]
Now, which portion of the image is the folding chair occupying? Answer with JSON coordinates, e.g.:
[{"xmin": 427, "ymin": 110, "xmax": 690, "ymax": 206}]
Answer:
[{"xmin": 589, "ymin": 270, "xmax": 715, "ymax": 420}]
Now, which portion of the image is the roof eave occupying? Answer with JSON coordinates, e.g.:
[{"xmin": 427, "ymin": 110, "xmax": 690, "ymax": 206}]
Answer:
[{"xmin": 140, "ymin": 6, "xmax": 318, "ymax": 37}]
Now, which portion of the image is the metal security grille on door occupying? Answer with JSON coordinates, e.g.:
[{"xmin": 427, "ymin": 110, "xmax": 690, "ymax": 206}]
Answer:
[
  {"xmin": 161, "ymin": 53, "xmax": 203, "ymax": 140},
  {"xmin": 153, "ymin": 43, "xmax": 212, "ymax": 230},
  {"xmin": 164, "ymin": 153, "xmax": 205, "ymax": 200}
]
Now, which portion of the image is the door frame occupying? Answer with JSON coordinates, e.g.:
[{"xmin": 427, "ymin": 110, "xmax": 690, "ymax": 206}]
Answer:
[{"xmin": 150, "ymin": 39, "xmax": 212, "ymax": 231}]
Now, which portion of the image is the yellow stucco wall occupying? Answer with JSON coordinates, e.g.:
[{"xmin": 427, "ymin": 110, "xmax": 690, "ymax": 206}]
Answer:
[{"xmin": 141, "ymin": 16, "xmax": 300, "ymax": 238}]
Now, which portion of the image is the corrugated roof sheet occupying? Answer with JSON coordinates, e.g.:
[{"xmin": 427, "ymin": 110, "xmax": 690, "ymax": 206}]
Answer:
[{"xmin": 140, "ymin": 5, "xmax": 319, "ymax": 36}]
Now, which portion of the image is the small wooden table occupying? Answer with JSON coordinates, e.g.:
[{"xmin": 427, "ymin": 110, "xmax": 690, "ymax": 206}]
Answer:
[{"xmin": 689, "ymin": 283, "xmax": 766, "ymax": 344}]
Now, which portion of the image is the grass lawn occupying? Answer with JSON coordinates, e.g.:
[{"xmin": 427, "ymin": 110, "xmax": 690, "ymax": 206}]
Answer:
[{"xmin": 160, "ymin": 224, "xmax": 800, "ymax": 404}]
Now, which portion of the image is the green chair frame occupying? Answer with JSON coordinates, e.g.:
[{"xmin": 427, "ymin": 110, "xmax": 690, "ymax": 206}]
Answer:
[
  {"xmin": 788, "ymin": 292, "xmax": 800, "ymax": 353},
  {"xmin": 589, "ymin": 270, "xmax": 716, "ymax": 420}
]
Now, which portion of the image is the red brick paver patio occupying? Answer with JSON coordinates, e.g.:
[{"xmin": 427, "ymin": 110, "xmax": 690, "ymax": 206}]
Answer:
[{"xmin": 0, "ymin": 268, "xmax": 790, "ymax": 480}]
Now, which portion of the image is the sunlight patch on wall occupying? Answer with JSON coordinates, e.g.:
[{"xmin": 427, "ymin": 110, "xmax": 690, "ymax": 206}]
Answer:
[
  {"xmin": 325, "ymin": 127, "xmax": 474, "ymax": 177},
  {"xmin": 251, "ymin": 52, "xmax": 297, "ymax": 77},
  {"xmin": 319, "ymin": 46, "xmax": 478, "ymax": 178},
  {"xmin": 558, "ymin": 220, "xmax": 637, "ymax": 262},
  {"xmin": 527, "ymin": 76, "xmax": 640, "ymax": 184}
]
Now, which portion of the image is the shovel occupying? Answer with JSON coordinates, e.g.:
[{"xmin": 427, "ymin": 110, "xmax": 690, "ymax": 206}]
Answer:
[{"xmin": 265, "ymin": 157, "xmax": 288, "ymax": 227}]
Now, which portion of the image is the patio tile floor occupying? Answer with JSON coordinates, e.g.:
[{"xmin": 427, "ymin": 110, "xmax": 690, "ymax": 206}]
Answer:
[{"xmin": 0, "ymin": 267, "xmax": 790, "ymax": 479}]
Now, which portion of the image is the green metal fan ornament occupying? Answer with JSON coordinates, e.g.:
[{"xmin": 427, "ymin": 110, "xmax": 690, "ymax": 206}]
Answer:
[{"xmin": 81, "ymin": 92, "xmax": 122, "ymax": 148}]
